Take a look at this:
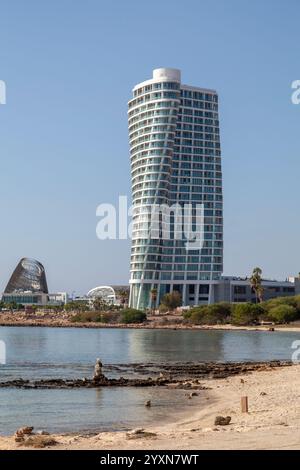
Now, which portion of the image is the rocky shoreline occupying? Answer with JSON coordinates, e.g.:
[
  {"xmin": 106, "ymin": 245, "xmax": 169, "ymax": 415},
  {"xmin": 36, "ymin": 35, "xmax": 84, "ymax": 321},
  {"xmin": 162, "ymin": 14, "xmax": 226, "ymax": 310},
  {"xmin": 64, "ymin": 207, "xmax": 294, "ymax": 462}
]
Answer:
[
  {"xmin": 1, "ymin": 313, "xmax": 299, "ymax": 330},
  {"xmin": 0, "ymin": 360, "xmax": 292, "ymax": 389},
  {"xmin": 0, "ymin": 319, "xmax": 293, "ymax": 331}
]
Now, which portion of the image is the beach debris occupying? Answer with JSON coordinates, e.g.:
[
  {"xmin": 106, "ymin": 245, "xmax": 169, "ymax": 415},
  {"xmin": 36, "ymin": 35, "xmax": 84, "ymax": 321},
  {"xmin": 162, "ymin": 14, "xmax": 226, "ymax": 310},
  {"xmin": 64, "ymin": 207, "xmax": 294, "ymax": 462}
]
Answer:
[
  {"xmin": 183, "ymin": 381, "xmax": 192, "ymax": 389},
  {"xmin": 187, "ymin": 391, "xmax": 199, "ymax": 399},
  {"xmin": 129, "ymin": 428, "xmax": 145, "ymax": 435},
  {"xmin": 202, "ymin": 427, "xmax": 214, "ymax": 433},
  {"xmin": 260, "ymin": 391, "xmax": 267, "ymax": 396},
  {"xmin": 14, "ymin": 426, "xmax": 56, "ymax": 447},
  {"xmin": 214, "ymin": 416, "xmax": 231, "ymax": 426},
  {"xmin": 269, "ymin": 327, "xmax": 275, "ymax": 332},
  {"xmin": 241, "ymin": 396, "xmax": 249, "ymax": 413},
  {"xmin": 145, "ymin": 400, "xmax": 151, "ymax": 407},
  {"xmin": 158, "ymin": 371, "xmax": 172, "ymax": 381},
  {"xmin": 36, "ymin": 430, "xmax": 50, "ymax": 435},
  {"xmin": 126, "ymin": 428, "xmax": 157, "ymax": 440},
  {"xmin": 22, "ymin": 435, "xmax": 57, "ymax": 448},
  {"xmin": 240, "ymin": 379, "xmax": 245, "ymax": 384},
  {"xmin": 15, "ymin": 426, "xmax": 34, "ymax": 437}
]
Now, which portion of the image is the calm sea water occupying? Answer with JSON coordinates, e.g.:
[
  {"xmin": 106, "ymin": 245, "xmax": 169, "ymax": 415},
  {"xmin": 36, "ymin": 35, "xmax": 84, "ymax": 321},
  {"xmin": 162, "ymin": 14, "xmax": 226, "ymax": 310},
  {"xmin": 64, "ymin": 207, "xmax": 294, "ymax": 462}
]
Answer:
[{"xmin": 0, "ymin": 326, "xmax": 299, "ymax": 435}]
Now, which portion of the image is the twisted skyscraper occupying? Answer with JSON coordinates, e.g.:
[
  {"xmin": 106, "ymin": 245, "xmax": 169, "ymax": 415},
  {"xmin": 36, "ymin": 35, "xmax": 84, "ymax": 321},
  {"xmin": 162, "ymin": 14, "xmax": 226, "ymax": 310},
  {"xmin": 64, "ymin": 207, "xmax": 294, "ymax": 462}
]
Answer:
[{"xmin": 128, "ymin": 68, "xmax": 223, "ymax": 309}]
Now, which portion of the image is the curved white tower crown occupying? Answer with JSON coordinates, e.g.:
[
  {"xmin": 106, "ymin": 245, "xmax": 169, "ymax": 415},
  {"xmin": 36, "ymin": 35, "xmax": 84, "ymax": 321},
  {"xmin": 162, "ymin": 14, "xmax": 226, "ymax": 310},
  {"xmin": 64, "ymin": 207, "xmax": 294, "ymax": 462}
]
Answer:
[
  {"xmin": 128, "ymin": 68, "xmax": 223, "ymax": 310},
  {"xmin": 152, "ymin": 68, "xmax": 181, "ymax": 82}
]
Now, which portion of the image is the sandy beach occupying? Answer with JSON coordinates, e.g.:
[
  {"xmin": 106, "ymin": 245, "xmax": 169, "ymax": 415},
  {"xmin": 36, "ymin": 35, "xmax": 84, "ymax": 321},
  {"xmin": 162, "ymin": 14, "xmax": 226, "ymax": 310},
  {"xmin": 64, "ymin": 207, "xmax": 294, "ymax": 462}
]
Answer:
[{"xmin": 2, "ymin": 364, "xmax": 300, "ymax": 450}]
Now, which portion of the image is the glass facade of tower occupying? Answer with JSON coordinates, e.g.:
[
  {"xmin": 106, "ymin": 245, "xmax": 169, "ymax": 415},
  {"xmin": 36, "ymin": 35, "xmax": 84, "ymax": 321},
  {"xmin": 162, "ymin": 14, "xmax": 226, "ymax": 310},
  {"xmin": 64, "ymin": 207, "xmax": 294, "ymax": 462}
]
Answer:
[{"xmin": 128, "ymin": 68, "xmax": 223, "ymax": 310}]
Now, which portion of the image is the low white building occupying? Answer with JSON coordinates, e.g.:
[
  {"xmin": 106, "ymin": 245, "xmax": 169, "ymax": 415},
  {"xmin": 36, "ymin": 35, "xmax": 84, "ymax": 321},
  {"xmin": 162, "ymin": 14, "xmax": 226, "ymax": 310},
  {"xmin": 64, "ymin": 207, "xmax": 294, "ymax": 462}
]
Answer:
[{"xmin": 87, "ymin": 286, "xmax": 117, "ymax": 305}]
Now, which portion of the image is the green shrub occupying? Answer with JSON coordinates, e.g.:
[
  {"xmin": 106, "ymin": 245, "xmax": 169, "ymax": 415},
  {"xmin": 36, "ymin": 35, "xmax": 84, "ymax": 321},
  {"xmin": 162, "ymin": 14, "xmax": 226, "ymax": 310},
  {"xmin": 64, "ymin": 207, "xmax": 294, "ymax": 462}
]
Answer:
[
  {"xmin": 158, "ymin": 303, "xmax": 169, "ymax": 314},
  {"xmin": 231, "ymin": 303, "xmax": 264, "ymax": 326},
  {"xmin": 70, "ymin": 311, "xmax": 102, "ymax": 323},
  {"xmin": 120, "ymin": 308, "xmax": 147, "ymax": 324},
  {"xmin": 185, "ymin": 302, "xmax": 231, "ymax": 325},
  {"xmin": 100, "ymin": 311, "xmax": 121, "ymax": 323},
  {"xmin": 182, "ymin": 310, "xmax": 192, "ymax": 319},
  {"xmin": 160, "ymin": 291, "xmax": 182, "ymax": 310},
  {"xmin": 263, "ymin": 296, "xmax": 298, "ymax": 311},
  {"xmin": 267, "ymin": 305, "xmax": 297, "ymax": 323},
  {"xmin": 188, "ymin": 306, "xmax": 209, "ymax": 324},
  {"xmin": 207, "ymin": 302, "xmax": 231, "ymax": 321}
]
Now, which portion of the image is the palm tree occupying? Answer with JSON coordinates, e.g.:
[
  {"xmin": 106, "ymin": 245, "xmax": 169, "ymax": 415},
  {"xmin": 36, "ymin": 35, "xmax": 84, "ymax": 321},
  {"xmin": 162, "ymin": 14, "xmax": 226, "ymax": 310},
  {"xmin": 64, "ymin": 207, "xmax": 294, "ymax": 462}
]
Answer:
[
  {"xmin": 92, "ymin": 297, "xmax": 108, "ymax": 311},
  {"xmin": 257, "ymin": 286, "xmax": 264, "ymax": 303},
  {"xmin": 118, "ymin": 289, "xmax": 129, "ymax": 308},
  {"xmin": 250, "ymin": 267, "xmax": 264, "ymax": 303}
]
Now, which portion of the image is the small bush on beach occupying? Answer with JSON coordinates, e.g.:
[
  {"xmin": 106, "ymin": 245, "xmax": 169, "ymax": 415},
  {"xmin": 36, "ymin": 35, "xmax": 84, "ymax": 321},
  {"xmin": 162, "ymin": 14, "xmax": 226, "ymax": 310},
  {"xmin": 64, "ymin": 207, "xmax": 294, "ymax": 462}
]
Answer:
[
  {"xmin": 70, "ymin": 310, "xmax": 122, "ymax": 323},
  {"xmin": 184, "ymin": 302, "xmax": 231, "ymax": 325},
  {"xmin": 70, "ymin": 311, "xmax": 103, "ymax": 323},
  {"xmin": 263, "ymin": 296, "xmax": 299, "ymax": 311},
  {"xmin": 120, "ymin": 308, "xmax": 147, "ymax": 324},
  {"xmin": 160, "ymin": 291, "xmax": 182, "ymax": 310},
  {"xmin": 158, "ymin": 303, "xmax": 169, "ymax": 314},
  {"xmin": 231, "ymin": 303, "xmax": 264, "ymax": 326},
  {"xmin": 100, "ymin": 311, "xmax": 121, "ymax": 323},
  {"xmin": 188, "ymin": 306, "xmax": 212, "ymax": 325},
  {"xmin": 207, "ymin": 302, "xmax": 231, "ymax": 322},
  {"xmin": 267, "ymin": 305, "xmax": 298, "ymax": 323}
]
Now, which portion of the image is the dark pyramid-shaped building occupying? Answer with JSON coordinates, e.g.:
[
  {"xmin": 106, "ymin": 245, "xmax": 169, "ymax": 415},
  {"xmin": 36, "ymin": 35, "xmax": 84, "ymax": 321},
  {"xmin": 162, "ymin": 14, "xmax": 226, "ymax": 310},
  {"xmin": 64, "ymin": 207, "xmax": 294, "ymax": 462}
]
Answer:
[{"xmin": 4, "ymin": 258, "xmax": 48, "ymax": 294}]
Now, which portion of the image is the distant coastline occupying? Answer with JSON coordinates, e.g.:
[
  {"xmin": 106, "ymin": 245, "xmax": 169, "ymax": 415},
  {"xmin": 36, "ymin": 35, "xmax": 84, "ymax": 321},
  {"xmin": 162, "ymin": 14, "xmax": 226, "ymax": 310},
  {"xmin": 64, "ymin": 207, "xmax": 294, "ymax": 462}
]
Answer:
[{"xmin": 1, "ymin": 313, "xmax": 300, "ymax": 332}]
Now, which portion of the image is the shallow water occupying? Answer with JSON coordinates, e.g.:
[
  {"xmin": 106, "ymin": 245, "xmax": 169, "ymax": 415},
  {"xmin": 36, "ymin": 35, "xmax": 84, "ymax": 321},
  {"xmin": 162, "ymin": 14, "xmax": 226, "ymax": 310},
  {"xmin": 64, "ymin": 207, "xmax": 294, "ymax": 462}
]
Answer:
[{"xmin": 0, "ymin": 326, "xmax": 299, "ymax": 435}]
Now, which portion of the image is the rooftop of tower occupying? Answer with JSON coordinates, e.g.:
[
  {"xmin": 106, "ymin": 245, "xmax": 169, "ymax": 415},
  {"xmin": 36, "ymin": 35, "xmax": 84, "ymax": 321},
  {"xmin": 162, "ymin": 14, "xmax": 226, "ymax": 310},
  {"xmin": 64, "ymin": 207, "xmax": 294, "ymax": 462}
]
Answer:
[{"xmin": 132, "ymin": 67, "xmax": 217, "ymax": 94}]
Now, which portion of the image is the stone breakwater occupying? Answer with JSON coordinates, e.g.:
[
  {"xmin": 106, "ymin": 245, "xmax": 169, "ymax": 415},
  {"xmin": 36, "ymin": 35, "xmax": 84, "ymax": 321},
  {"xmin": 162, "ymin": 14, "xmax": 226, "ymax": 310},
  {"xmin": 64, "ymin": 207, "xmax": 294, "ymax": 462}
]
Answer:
[{"xmin": 0, "ymin": 361, "xmax": 292, "ymax": 389}]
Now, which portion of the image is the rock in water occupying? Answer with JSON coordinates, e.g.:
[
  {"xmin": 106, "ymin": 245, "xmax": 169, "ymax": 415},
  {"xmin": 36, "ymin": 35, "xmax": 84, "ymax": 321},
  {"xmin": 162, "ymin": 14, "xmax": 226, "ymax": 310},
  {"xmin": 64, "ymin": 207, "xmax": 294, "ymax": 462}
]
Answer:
[
  {"xmin": 93, "ymin": 358, "xmax": 104, "ymax": 381},
  {"xmin": 214, "ymin": 416, "xmax": 231, "ymax": 426}
]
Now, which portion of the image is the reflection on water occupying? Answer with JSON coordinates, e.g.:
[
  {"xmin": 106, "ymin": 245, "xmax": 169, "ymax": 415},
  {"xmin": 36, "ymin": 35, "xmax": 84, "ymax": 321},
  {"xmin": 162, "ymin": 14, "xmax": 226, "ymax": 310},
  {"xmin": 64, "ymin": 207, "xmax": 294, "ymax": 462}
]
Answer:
[
  {"xmin": 0, "ymin": 326, "xmax": 299, "ymax": 435},
  {"xmin": 1, "ymin": 327, "xmax": 299, "ymax": 376}
]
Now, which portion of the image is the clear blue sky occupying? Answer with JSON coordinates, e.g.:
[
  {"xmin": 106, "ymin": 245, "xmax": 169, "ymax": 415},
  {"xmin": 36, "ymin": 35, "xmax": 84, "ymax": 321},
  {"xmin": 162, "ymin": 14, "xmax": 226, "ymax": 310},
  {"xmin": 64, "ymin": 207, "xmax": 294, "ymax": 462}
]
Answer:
[{"xmin": 0, "ymin": 0, "xmax": 299, "ymax": 294}]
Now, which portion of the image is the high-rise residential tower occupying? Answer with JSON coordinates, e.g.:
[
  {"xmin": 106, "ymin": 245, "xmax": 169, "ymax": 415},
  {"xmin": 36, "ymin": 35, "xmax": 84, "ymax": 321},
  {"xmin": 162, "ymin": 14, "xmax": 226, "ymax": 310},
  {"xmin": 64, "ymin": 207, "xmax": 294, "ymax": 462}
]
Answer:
[{"xmin": 128, "ymin": 68, "xmax": 223, "ymax": 309}]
